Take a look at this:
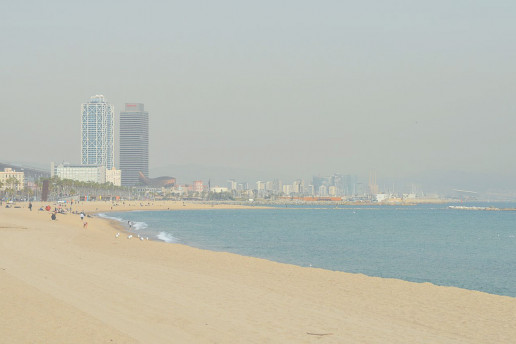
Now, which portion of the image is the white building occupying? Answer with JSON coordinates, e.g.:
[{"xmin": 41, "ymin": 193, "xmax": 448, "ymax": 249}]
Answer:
[
  {"xmin": 228, "ymin": 179, "xmax": 237, "ymax": 190},
  {"xmin": 51, "ymin": 162, "xmax": 106, "ymax": 184},
  {"xmin": 105, "ymin": 167, "xmax": 122, "ymax": 186},
  {"xmin": 0, "ymin": 168, "xmax": 24, "ymax": 191},
  {"xmin": 256, "ymin": 181, "xmax": 266, "ymax": 191},
  {"xmin": 211, "ymin": 186, "xmax": 228, "ymax": 193},
  {"xmin": 375, "ymin": 193, "xmax": 389, "ymax": 202},
  {"xmin": 81, "ymin": 95, "xmax": 115, "ymax": 169},
  {"xmin": 293, "ymin": 180, "xmax": 303, "ymax": 193}
]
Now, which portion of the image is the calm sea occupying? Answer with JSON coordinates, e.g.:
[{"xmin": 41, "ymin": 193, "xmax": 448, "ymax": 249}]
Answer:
[{"xmin": 103, "ymin": 203, "xmax": 516, "ymax": 297}]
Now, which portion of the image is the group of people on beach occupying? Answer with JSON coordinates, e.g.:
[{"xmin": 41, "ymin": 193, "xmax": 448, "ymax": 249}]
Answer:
[{"xmin": 45, "ymin": 206, "xmax": 88, "ymax": 228}]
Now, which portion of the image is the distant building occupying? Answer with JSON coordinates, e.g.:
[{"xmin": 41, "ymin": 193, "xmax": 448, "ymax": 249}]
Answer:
[
  {"xmin": 318, "ymin": 185, "xmax": 328, "ymax": 196},
  {"xmin": 51, "ymin": 162, "xmax": 106, "ymax": 184},
  {"xmin": 211, "ymin": 186, "xmax": 228, "ymax": 193},
  {"xmin": 193, "ymin": 180, "xmax": 204, "ymax": 193},
  {"xmin": 375, "ymin": 193, "xmax": 389, "ymax": 202},
  {"xmin": 274, "ymin": 179, "xmax": 282, "ymax": 193},
  {"xmin": 0, "ymin": 168, "xmax": 24, "ymax": 191},
  {"xmin": 119, "ymin": 103, "xmax": 149, "ymax": 186},
  {"xmin": 105, "ymin": 167, "xmax": 122, "ymax": 186},
  {"xmin": 81, "ymin": 95, "xmax": 115, "ymax": 169},
  {"xmin": 256, "ymin": 181, "xmax": 266, "ymax": 191},
  {"xmin": 313, "ymin": 174, "xmax": 357, "ymax": 196},
  {"xmin": 312, "ymin": 176, "xmax": 330, "ymax": 195},
  {"xmin": 369, "ymin": 172, "xmax": 379, "ymax": 195},
  {"xmin": 293, "ymin": 180, "xmax": 304, "ymax": 194},
  {"xmin": 228, "ymin": 179, "xmax": 237, "ymax": 190}
]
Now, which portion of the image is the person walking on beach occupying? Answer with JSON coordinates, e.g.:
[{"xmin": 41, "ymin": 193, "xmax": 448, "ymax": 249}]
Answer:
[
  {"xmin": 83, "ymin": 221, "xmax": 88, "ymax": 229},
  {"xmin": 28, "ymin": 202, "xmax": 32, "ymax": 211},
  {"xmin": 80, "ymin": 212, "xmax": 84, "ymax": 221}
]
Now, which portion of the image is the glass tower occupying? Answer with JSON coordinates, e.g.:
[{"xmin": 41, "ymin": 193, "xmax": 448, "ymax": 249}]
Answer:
[
  {"xmin": 81, "ymin": 95, "xmax": 115, "ymax": 169},
  {"xmin": 119, "ymin": 103, "xmax": 149, "ymax": 186}
]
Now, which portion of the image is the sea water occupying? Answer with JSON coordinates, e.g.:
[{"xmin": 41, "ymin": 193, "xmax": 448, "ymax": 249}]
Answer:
[{"xmin": 102, "ymin": 204, "xmax": 516, "ymax": 297}]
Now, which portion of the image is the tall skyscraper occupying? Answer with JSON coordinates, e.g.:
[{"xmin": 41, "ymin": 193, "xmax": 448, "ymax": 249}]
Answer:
[
  {"xmin": 119, "ymin": 103, "xmax": 149, "ymax": 186},
  {"xmin": 81, "ymin": 95, "xmax": 115, "ymax": 169}
]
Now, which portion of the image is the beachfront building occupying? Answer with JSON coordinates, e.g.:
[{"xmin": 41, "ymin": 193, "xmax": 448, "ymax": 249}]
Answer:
[
  {"xmin": 81, "ymin": 95, "xmax": 115, "ymax": 169},
  {"xmin": 0, "ymin": 168, "xmax": 24, "ymax": 191},
  {"xmin": 119, "ymin": 103, "xmax": 149, "ymax": 186},
  {"xmin": 51, "ymin": 162, "xmax": 106, "ymax": 184},
  {"xmin": 211, "ymin": 186, "xmax": 229, "ymax": 193},
  {"xmin": 105, "ymin": 167, "xmax": 122, "ymax": 186},
  {"xmin": 193, "ymin": 180, "xmax": 204, "ymax": 193}
]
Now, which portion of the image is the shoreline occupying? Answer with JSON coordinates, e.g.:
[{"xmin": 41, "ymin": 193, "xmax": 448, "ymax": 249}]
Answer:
[
  {"xmin": 101, "ymin": 205, "xmax": 515, "ymax": 298},
  {"xmin": 1, "ymin": 201, "xmax": 516, "ymax": 343}
]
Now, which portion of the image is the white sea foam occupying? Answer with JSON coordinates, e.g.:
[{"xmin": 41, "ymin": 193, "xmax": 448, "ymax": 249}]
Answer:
[
  {"xmin": 157, "ymin": 231, "xmax": 178, "ymax": 243},
  {"xmin": 132, "ymin": 221, "xmax": 148, "ymax": 230},
  {"xmin": 97, "ymin": 213, "xmax": 148, "ymax": 230},
  {"xmin": 97, "ymin": 213, "xmax": 124, "ymax": 222}
]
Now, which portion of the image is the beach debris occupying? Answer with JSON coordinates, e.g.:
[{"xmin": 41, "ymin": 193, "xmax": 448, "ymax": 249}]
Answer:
[
  {"xmin": 128, "ymin": 235, "xmax": 133, "ymax": 239},
  {"xmin": 115, "ymin": 233, "xmax": 120, "ymax": 238}
]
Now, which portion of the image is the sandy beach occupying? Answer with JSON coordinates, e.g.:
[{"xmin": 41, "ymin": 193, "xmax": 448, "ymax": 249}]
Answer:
[{"xmin": 1, "ymin": 201, "xmax": 515, "ymax": 343}]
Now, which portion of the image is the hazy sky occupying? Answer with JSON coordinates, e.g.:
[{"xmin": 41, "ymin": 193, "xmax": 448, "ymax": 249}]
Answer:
[{"xmin": 1, "ymin": 1, "xmax": 515, "ymax": 183}]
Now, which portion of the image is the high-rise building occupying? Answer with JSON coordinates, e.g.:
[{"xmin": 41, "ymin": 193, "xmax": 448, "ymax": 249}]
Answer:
[
  {"xmin": 81, "ymin": 95, "xmax": 115, "ymax": 169},
  {"xmin": 119, "ymin": 103, "xmax": 149, "ymax": 186}
]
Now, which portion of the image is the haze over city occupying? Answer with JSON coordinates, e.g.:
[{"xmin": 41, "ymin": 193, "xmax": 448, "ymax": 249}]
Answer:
[{"xmin": 2, "ymin": 1, "xmax": 515, "ymax": 194}]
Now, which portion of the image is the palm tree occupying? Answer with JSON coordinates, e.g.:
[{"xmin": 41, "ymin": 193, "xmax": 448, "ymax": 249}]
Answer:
[{"xmin": 4, "ymin": 177, "xmax": 20, "ymax": 200}]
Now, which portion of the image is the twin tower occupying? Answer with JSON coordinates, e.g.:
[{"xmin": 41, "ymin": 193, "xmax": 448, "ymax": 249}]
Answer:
[{"xmin": 80, "ymin": 95, "xmax": 149, "ymax": 186}]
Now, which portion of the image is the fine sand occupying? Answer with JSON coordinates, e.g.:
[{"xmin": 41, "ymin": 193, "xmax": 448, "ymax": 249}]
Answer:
[{"xmin": 1, "ymin": 201, "xmax": 515, "ymax": 343}]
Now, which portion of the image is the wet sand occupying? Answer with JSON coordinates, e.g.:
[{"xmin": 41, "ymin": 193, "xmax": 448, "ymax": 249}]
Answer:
[{"xmin": 1, "ymin": 201, "xmax": 515, "ymax": 343}]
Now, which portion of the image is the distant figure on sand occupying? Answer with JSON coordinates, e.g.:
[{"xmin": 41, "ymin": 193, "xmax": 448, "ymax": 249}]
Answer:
[
  {"xmin": 51, "ymin": 213, "xmax": 56, "ymax": 221},
  {"xmin": 83, "ymin": 221, "xmax": 88, "ymax": 229},
  {"xmin": 28, "ymin": 202, "xmax": 32, "ymax": 211},
  {"xmin": 80, "ymin": 212, "xmax": 84, "ymax": 221}
]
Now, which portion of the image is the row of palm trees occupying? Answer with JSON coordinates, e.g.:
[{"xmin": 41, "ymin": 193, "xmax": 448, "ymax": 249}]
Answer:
[
  {"xmin": 0, "ymin": 177, "xmax": 29, "ymax": 201},
  {"xmin": 43, "ymin": 176, "xmax": 137, "ymax": 201}
]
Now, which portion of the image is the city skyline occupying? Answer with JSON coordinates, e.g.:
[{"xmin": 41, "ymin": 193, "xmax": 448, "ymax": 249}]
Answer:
[{"xmin": 2, "ymin": 1, "xmax": 516, "ymax": 191}]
